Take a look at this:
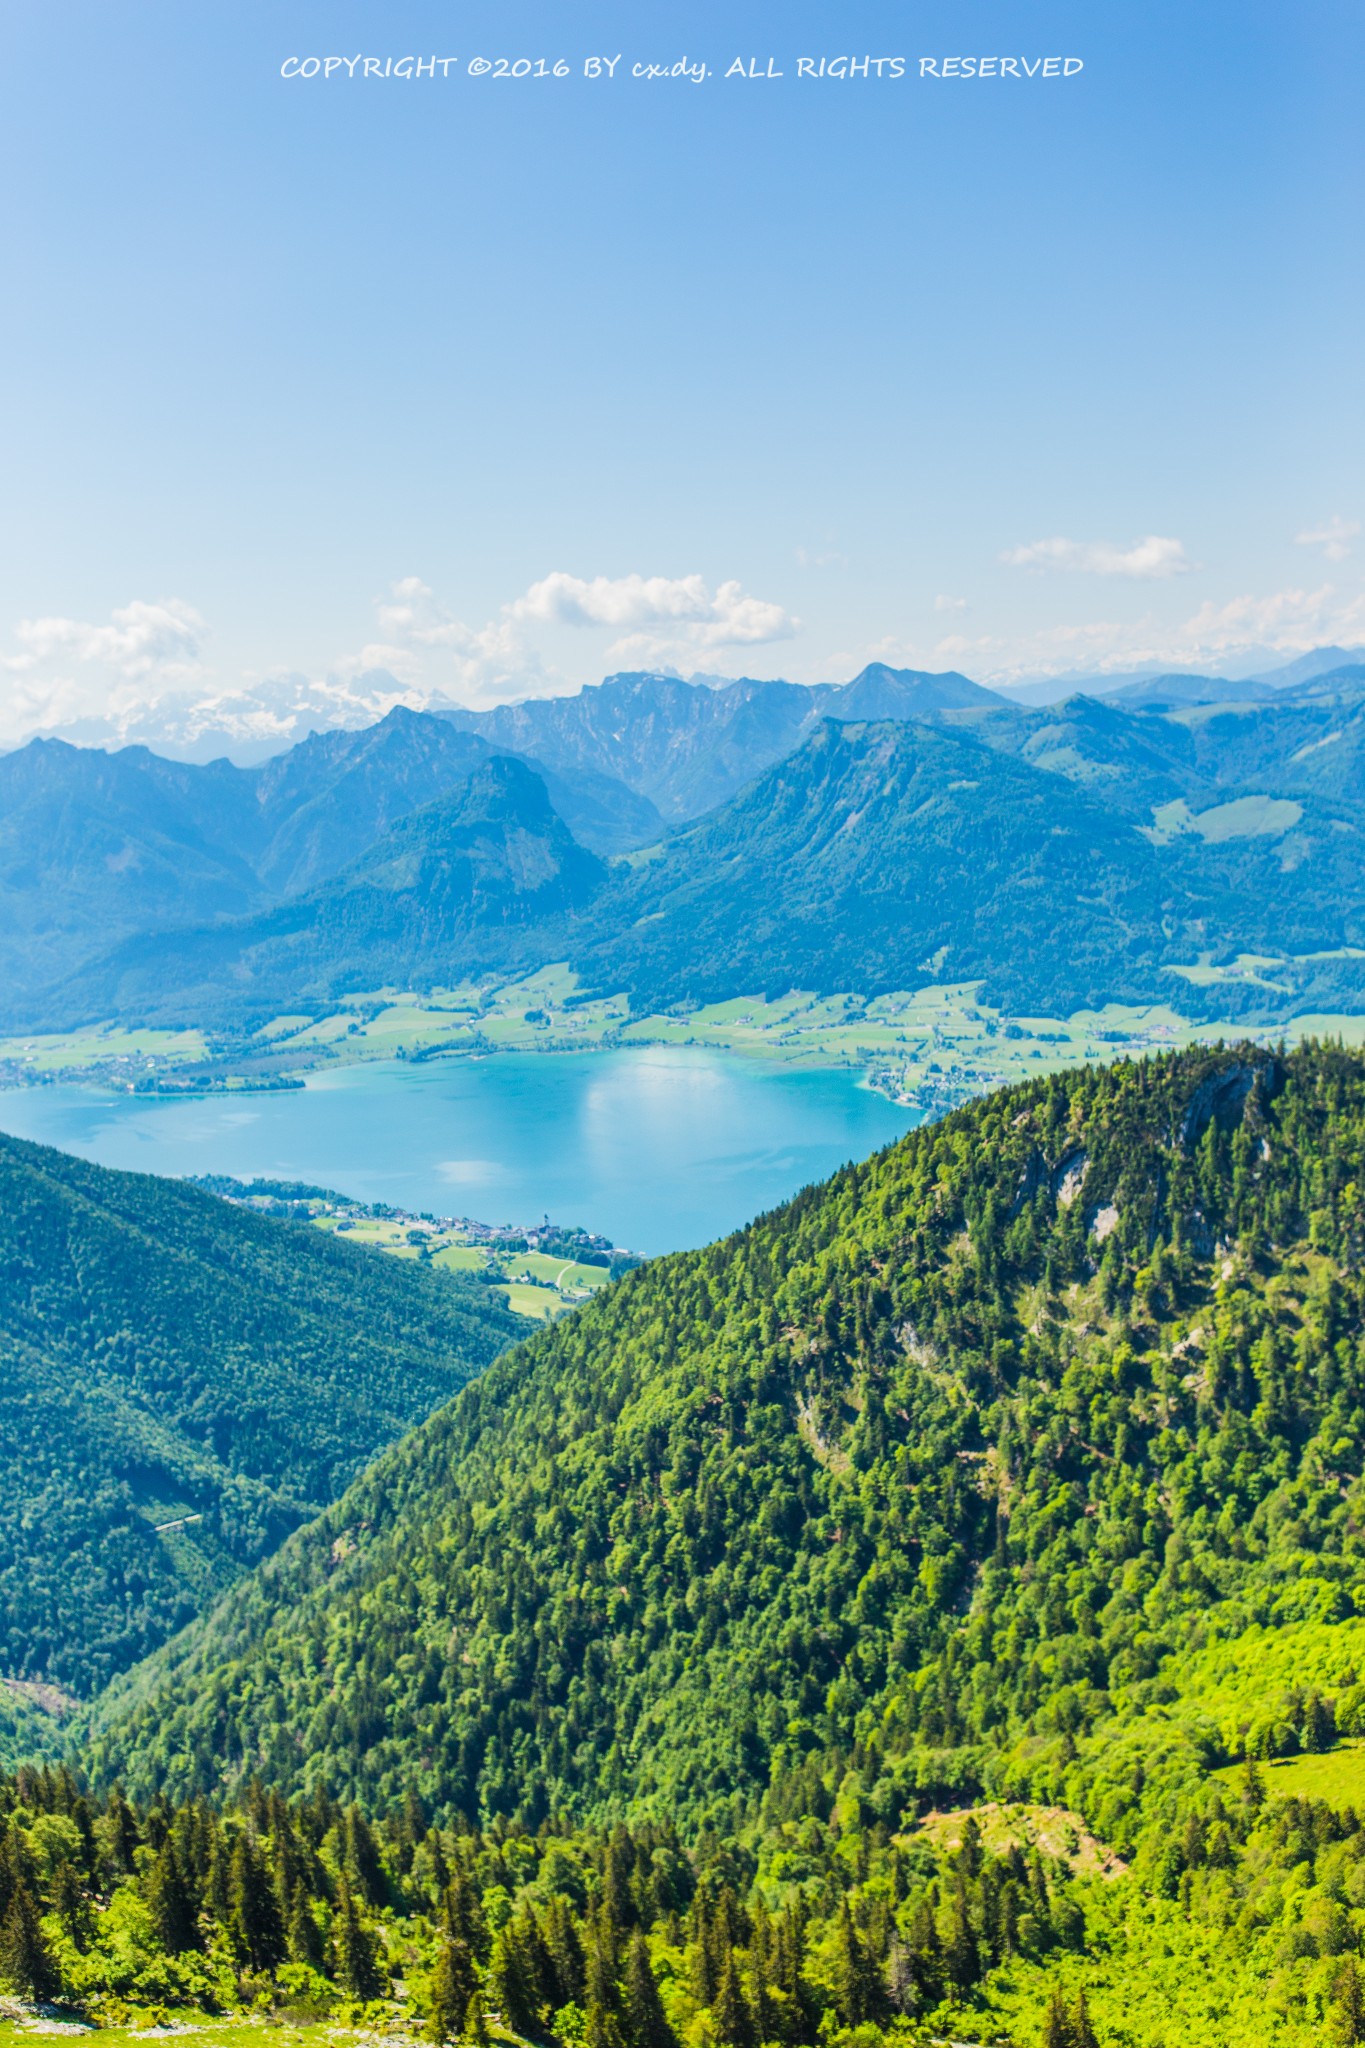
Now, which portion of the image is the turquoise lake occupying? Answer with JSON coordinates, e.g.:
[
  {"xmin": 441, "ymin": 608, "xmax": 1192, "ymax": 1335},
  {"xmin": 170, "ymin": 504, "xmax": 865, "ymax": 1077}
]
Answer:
[{"xmin": 0, "ymin": 1049, "xmax": 917, "ymax": 1255}]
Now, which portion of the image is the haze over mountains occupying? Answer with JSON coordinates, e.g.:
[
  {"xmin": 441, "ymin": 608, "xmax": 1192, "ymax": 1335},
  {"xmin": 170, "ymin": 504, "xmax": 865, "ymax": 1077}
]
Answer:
[
  {"xmin": 23, "ymin": 641, "xmax": 1362, "ymax": 756},
  {"xmin": 7, "ymin": 655, "xmax": 1365, "ymax": 1032}
]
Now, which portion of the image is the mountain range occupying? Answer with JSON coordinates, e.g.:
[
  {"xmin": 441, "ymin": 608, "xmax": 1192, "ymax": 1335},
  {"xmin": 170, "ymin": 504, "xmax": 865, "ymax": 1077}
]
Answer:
[
  {"xmin": 9, "ymin": 658, "xmax": 1365, "ymax": 1031},
  {"xmin": 436, "ymin": 662, "xmax": 1002, "ymax": 822}
]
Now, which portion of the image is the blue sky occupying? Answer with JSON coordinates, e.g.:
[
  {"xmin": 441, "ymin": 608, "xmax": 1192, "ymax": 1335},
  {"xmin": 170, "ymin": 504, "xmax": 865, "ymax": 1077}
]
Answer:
[{"xmin": 2, "ymin": 0, "xmax": 1363, "ymax": 741}]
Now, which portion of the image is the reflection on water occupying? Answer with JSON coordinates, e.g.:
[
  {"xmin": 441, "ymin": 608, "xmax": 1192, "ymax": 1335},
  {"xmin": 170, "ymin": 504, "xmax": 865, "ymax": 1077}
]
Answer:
[{"xmin": 0, "ymin": 1048, "xmax": 917, "ymax": 1256}]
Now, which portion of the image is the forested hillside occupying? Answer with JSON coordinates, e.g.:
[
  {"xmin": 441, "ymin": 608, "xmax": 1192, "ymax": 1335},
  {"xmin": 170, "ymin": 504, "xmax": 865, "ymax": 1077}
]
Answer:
[
  {"xmin": 91, "ymin": 1044, "xmax": 1365, "ymax": 1828},
  {"xmin": 47, "ymin": 707, "xmax": 1365, "ymax": 1032},
  {"xmin": 574, "ymin": 718, "xmax": 1183, "ymax": 1015},
  {"xmin": 14, "ymin": 1750, "xmax": 1361, "ymax": 2048},
  {"xmin": 0, "ymin": 1134, "xmax": 527, "ymax": 1700},
  {"xmin": 0, "ymin": 708, "xmax": 653, "ymax": 1019},
  {"xmin": 50, "ymin": 758, "xmax": 607, "ymax": 1028},
  {"xmin": 48, "ymin": 1041, "xmax": 1365, "ymax": 2045}
]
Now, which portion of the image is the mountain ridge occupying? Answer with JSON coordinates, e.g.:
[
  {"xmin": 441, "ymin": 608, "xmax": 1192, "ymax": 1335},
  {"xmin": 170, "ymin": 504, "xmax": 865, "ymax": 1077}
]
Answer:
[
  {"xmin": 13, "ymin": 664, "xmax": 1365, "ymax": 1033},
  {"xmin": 0, "ymin": 1129, "xmax": 527, "ymax": 1698},
  {"xmin": 85, "ymin": 1041, "xmax": 1365, "ymax": 1846}
]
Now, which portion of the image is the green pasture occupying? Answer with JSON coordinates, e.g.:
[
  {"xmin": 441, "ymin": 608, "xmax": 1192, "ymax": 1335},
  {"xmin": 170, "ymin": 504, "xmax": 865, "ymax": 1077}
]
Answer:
[
  {"xmin": 500, "ymin": 1280, "xmax": 559, "ymax": 1320},
  {"xmin": 429, "ymin": 1244, "xmax": 487, "ymax": 1272},
  {"xmin": 1213, "ymin": 1742, "xmax": 1365, "ymax": 1809},
  {"xmin": 8, "ymin": 966, "xmax": 1365, "ymax": 1126},
  {"xmin": 0, "ymin": 1025, "xmax": 207, "ymax": 1071},
  {"xmin": 503, "ymin": 1251, "xmax": 609, "ymax": 1292}
]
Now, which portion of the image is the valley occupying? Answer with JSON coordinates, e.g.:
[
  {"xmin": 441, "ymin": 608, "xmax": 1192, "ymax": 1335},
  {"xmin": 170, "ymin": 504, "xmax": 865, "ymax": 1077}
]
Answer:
[
  {"xmin": 10, "ymin": 662, "xmax": 1365, "ymax": 2045},
  {"xmin": 7, "ymin": 963, "xmax": 1365, "ymax": 1117},
  {"xmin": 4, "ymin": 1045, "xmax": 1365, "ymax": 2046}
]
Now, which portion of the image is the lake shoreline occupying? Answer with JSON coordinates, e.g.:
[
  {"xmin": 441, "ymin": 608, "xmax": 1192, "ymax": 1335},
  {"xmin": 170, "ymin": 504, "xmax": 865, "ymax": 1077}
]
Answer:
[
  {"xmin": 8, "ymin": 968, "xmax": 1360, "ymax": 1120},
  {"xmin": 0, "ymin": 1046, "xmax": 919, "ymax": 1258}
]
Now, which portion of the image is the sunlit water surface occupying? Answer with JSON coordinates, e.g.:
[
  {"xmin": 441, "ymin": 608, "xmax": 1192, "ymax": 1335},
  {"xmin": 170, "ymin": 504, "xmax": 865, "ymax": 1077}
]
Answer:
[{"xmin": 0, "ymin": 1049, "xmax": 918, "ymax": 1255}]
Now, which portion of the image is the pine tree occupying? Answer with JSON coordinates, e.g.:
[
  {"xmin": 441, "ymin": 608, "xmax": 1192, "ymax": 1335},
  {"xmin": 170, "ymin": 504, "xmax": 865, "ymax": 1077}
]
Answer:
[
  {"xmin": 586, "ymin": 1999, "xmax": 625, "ymax": 2048},
  {"xmin": 288, "ymin": 1887, "xmax": 324, "ymax": 1971},
  {"xmin": 429, "ymin": 1935, "xmax": 477, "ymax": 2044},
  {"xmin": 885, "ymin": 1935, "xmax": 919, "ymax": 2017},
  {"xmin": 592, "ymin": 1894, "xmax": 624, "ymax": 1988},
  {"xmin": 1240, "ymin": 1751, "xmax": 1266, "ymax": 1812},
  {"xmin": 205, "ymin": 1824, "xmax": 232, "ymax": 1924},
  {"xmin": 442, "ymin": 1868, "xmax": 489, "ymax": 1963},
  {"xmin": 943, "ymin": 1878, "xmax": 980, "ymax": 1995},
  {"xmin": 622, "ymin": 1931, "xmax": 676, "ymax": 2048},
  {"xmin": 103, "ymin": 1788, "xmax": 140, "ymax": 1877},
  {"xmin": 0, "ymin": 1882, "xmax": 59, "ymax": 2003},
  {"xmin": 335, "ymin": 1875, "xmax": 386, "ymax": 2001},
  {"xmin": 53, "ymin": 1861, "xmax": 91, "ymax": 1952},
  {"xmin": 230, "ymin": 1832, "xmax": 286, "ymax": 1973},
  {"xmin": 245, "ymin": 1777, "xmax": 270, "ymax": 1837},
  {"xmin": 464, "ymin": 1990, "xmax": 491, "ymax": 2048},
  {"xmin": 147, "ymin": 1836, "xmax": 199, "ymax": 1954},
  {"xmin": 0, "ymin": 1830, "xmax": 20, "ymax": 1928},
  {"xmin": 774, "ymin": 1904, "xmax": 805, "ymax": 2002},
  {"xmin": 605, "ymin": 1829, "xmax": 636, "ymax": 1932},
  {"xmin": 1072, "ymin": 1988, "xmax": 1099, "ymax": 2048},
  {"xmin": 399, "ymin": 1789, "xmax": 428, "ymax": 1872},
  {"xmin": 429, "ymin": 1831, "xmax": 450, "ymax": 1902},
  {"xmin": 689, "ymin": 1898, "xmax": 721, "ymax": 2007},
  {"xmin": 345, "ymin": 1807, "xmax": 387, "ymax": 1907},
  {"xmin": 488, "ymin": 1918, "xmax": 542, "ymax": 2036},
  {"xmin": 586, "ymin": 1918, "xmax": 619, "ymax": 2018},
  {"xmin": 544, "ymin": 1895, "xmax": 586, "ymax": 2006},
  {"xmin": 1041, "ymin": 1984, "xmax": 1075, "ymax": 2048},
  {"xmin": 831, "ymin": 1898, "xmax": 880, "ymax": 2025},
  {"xmin": 1336, "ymin": 1959, "xmax": 1365, "ymax": 2046},
  {"xmin": 996, "ymin": 1880, "xmax": 1022, "ymax": 1960},
  {"xmin": 711, "ymin": 1949, "xmax": 755, "ymax": 2048}
]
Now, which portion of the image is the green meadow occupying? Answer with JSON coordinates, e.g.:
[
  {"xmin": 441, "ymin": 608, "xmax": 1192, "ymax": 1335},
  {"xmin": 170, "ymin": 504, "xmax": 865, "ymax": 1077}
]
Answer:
[
  {"xmin": 7, "ymin": 968, "xmax": 1365, "ymax": 1119},
  {"xmin": 1216, "ymin": 1744, "xmax": 1365, "ymax": 1808},
  {"xmin": 316, "ymin": 1219, "xmax": 612, "ymax": 1321}
]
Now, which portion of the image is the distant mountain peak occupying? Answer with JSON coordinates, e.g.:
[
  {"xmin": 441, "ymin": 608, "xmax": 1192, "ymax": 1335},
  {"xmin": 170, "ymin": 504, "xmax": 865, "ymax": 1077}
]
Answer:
[{"xmin": 827, "ymin": 662, "xmax": 1007, "ymax": 714}]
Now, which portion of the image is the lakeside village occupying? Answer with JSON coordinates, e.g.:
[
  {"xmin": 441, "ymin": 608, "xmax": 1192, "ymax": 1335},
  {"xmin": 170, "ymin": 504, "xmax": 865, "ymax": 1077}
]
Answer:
[{"xmin": 190, "ymin": 1175, "xmax": 642, "ymax": 1319}]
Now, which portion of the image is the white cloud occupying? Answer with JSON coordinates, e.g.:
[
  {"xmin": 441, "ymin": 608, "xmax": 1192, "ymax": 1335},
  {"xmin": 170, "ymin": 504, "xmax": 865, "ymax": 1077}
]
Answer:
[
  {"xmin": 0, "ymin": 568, "xmax": 796, "ymax": 746},
  {"xmin": 1001, "ymin": 535, "xmax": 1193, "ymax": 578},
  {"xmin": 969, "ymin": 582, "xmax": 1365, "ymax": 685},
  {"xmin": 932, "ymin": 633, "xmax": 1006, "ymax": 660},
  {"xmin": 1296, "ymin": 516, "xmax": 1360, "ymax": 564},
  {"xmin": 934, "ymin": 595, "xmax": 967, "ymax": 613},
  {"xmin": 1176, "ymin": 584, "xmax": 1353, "ymax": 650},
  {"xmin": 345, "ymin": 577, "xmax": 532, "ymax": 699},
  {"xmin": 0, "ymin": 597, "xmax": 209, "ymax": 743},
  {"xmin": 4, "ymin": 596, "xmax": 206, "ymax": 681},
  {"xmin": 510, "ymin": 571, "xmax": 796, "ymax": 656},
  {"xmin": 343, "ymin": 570, "xmax": 796, "ymax": 704}
]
